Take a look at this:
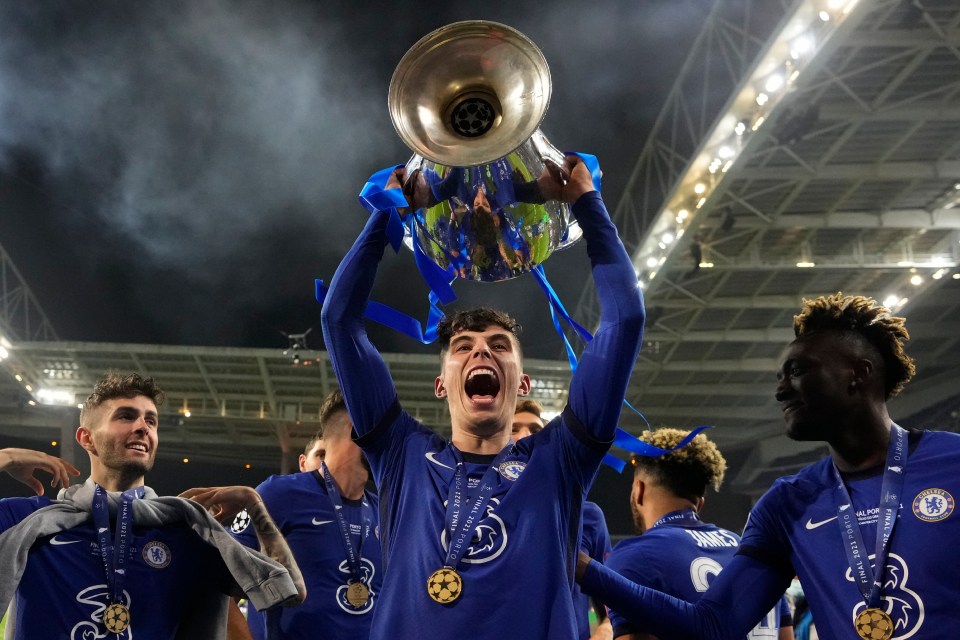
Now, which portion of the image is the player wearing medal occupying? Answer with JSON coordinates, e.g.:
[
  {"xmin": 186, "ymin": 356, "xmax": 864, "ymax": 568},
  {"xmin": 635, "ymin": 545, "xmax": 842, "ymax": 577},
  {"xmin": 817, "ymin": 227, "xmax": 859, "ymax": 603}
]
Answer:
[
  {"xmin": 231, "ymin": 389, "xmax": 383, "ymax": 639},
  {"xmin": 321, "ymin": 154, "xmax": 644, "ymax": 639},
  {"xmin": 577, "ymin": 293, "xmax": 960, "ymax": 639},
  {"xmin": 601, "ymin": 428, "xmax": 792, "ymax": 640},
  {"xmin": 0, "ymin": 372, "xmax": 305, "ymax": 639},
  {"xmin": 513, "ymin": 398, "xmax": 614, "ymax": 640}
]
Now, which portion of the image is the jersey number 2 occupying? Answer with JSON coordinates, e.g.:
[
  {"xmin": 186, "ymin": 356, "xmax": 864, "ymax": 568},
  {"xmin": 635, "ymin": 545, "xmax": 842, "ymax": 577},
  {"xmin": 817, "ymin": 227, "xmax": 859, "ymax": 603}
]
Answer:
[{"xmin": 690, "ymin": 557, "xmax": 777, "ymax": 639}]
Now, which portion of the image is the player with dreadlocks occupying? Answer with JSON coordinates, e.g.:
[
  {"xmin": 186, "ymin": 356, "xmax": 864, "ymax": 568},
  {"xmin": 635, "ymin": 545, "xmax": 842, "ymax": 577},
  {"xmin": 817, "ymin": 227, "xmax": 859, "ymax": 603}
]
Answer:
[{"xmin": 577, "ymin": 293, "xmax": 960, "ymax": 639}]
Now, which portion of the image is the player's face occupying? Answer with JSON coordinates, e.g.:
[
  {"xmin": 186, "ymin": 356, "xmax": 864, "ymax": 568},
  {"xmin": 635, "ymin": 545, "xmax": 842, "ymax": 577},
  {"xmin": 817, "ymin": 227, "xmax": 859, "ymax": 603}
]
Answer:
[
  {"xmin": 512, "ymin": 411, "xmax": 544, "ymax": 440},
  {"xmin": 473, "ymin": 187, "xmax": 492, "ymax": 217},
  {"xmin": 437, "ymin": 325, "xmax": 531, "ymax": 435},
  {"xmin": 82, "ymin": 395, "xmax": 159, "ymax": 479},
  {"xmin": 776, "ymin": 333, "xmax": 857, "ymax": 442},
  {"xmin": 299, "ymin": 438, "xmax": 325, "ymax": 472}
]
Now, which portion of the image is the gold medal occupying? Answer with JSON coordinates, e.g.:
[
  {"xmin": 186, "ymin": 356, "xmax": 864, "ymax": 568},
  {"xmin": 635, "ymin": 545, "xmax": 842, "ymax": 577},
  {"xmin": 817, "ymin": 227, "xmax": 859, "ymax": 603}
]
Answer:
[
  {"xmin": 426, "ymin": 567, "xmax": 462, "ymax": 604},
  {"xmin": 854, "ymin": 607, "xmax": 894, "ymax": 640},
  {"xmin": 346, "ymin": 581, "xmax": 370, "ymax": 607},
  {"xmin": 103, "ymin": 602, "xmax": 131, "ymax": 634}
]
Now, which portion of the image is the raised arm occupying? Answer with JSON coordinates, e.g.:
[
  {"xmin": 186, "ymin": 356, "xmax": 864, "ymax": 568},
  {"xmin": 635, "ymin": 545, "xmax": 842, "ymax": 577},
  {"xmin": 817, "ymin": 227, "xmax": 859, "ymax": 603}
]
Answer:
[
  {"xmin": 578, "ymin": 552, "xmax": 788, "ymax": 639},
  {"xmin": 180, "ymin": 486, "xmax": 307, "ymax": 604},
  {"xmin": 539, "ymin": 157, "xmax": 645, "ymax": 443},
  {"xmin": 320, "ymin": 206, "xmax": 401, "ymax": 438}
]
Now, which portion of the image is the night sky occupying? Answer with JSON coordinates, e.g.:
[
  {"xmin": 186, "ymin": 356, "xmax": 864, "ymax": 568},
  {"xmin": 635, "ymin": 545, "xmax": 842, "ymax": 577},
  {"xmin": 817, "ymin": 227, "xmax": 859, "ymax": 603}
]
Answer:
[{"xmin": 0, "ymin": 0, "xmax": 715, "ymax": 359}]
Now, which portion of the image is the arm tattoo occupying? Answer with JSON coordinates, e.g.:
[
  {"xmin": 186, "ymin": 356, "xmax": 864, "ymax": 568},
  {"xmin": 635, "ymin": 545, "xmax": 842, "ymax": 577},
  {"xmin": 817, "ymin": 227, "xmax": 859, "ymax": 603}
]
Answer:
[{"xmin": 248, "ymin": 501, "xmax": 307, "ymax": 603}]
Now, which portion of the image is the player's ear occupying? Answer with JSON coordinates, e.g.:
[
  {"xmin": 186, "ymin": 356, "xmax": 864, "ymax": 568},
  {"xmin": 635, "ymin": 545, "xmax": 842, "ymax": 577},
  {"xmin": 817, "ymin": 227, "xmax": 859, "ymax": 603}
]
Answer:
[
  {"xmin": 298, "ymin": 454, "xmax": 307, "ymax": 472},
  {"xmin": 850, "ymin": 358, "xmax": 874, "ymax": 393},
  {"xmin": 435, "ymin": 376, "xmax": 447, "ymax": 399},
  {"xmin": 517, "ymin": 374, "xmax": 531, "ymax": 396},
  {"xmin": 695, "ymin": 496, "xmax": 705, "ymax": 513},
  {"xmin": 634, "ymin": 477, "xmax": 646, "ymax": 506},
  {"xmin": 76, "ymin": 426, "xmax": 95, "ymax": 454}
]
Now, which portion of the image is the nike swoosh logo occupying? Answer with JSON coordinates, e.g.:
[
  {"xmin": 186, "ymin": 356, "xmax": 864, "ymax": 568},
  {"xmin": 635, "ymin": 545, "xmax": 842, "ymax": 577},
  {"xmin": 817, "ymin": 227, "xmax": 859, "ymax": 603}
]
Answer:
[
  {"xmin": 312, "ymin": 519, "xmax": 333, "ymax": 526},
  {"xmin": 425, "ymin": 451, "xmax": 455, "ymax": 470},
  {"xmin": 50, "ymin": 535, "xmax": 82, "ymax": 545},
  {"xmin": 805, "ymin": 515, "xmax": 838, "ymax": 530}
]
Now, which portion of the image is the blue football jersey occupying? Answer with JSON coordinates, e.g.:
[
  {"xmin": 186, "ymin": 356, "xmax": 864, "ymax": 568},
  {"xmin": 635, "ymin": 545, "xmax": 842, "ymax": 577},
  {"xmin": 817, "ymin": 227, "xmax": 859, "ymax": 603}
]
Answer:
[
  {"xmin": 355, "ymin": 406, "xmax": 606, "ymax": 639},
  {"xmin": 574, "ymin": 501, "xmax": 612, "ymax": 639},
  {"xmin": 231, "ymin": 470, "xmax": 382, "ymax": 640},
  {"xmin": 0, "ymin": 496, "xmax": 51, "ymax": 530},
  {"xmin": 607, "ymin": 516, "xmax": 780, "ymax": 639},
  {"xmin": 321, "ymin": 190, "xmax": 643, "ymax": 639},
  {"xmin": 0, "ymin": 497, "xmax": 231, "ymax": 640},
  {"xmin": 741, "ymin": 429, "xmax": 960, "ymax": 639}
]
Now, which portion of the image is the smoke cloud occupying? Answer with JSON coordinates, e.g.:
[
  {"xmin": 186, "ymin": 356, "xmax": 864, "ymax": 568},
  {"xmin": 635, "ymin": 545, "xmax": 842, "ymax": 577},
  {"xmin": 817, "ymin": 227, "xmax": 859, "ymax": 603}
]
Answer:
[{"xmin": 0, "ymin": 0, "xmax": 711, "ymax": 353}]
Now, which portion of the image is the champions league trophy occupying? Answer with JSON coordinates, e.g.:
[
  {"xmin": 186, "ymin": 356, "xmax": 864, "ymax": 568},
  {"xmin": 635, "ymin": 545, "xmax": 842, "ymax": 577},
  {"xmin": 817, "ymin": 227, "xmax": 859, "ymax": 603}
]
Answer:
[{"xmin": 388, "ymin": 21, "xmax": 582, "ymax": 282}]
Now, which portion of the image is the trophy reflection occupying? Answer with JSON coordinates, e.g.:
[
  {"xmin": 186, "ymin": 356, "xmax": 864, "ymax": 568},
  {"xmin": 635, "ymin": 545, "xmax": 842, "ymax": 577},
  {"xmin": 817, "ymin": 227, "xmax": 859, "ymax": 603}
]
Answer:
[{"xmin": 389, "ymin": 21, "xmax": 582, "ymax": 282}]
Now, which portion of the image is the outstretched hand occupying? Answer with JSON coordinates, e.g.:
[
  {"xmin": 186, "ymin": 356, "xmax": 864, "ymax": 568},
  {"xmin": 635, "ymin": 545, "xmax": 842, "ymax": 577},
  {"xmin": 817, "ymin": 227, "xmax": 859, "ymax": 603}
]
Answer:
[
  {"xmin": 180, "ymin": 485, "xmax": 261, "ymax": 524},
  {"xmin": 0, "ymin": 448, "xmax": 81, "ymax": 496}
]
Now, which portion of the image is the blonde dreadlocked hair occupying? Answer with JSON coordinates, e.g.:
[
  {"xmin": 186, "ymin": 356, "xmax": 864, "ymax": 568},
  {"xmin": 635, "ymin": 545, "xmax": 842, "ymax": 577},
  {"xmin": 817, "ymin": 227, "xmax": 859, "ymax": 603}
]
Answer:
[
  {"xmin": 630, "ymin": 428, "xmax": 727, "ymax": 502},
  {"xmin": 793, "ymin": 292, "xmax": 916, "ymax": 399}
]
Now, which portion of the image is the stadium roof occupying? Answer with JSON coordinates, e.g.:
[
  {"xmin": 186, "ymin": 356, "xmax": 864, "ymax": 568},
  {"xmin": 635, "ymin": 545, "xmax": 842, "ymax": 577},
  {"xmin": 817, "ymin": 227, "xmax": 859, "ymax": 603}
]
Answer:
[{"xmin": 2, "ymin": 0, "xmax": 959, "ymax": 497}]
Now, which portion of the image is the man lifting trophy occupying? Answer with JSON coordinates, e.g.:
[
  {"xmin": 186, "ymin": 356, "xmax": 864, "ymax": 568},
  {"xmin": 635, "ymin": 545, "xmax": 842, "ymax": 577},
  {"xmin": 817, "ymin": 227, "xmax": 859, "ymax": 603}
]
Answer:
[{"xmin": 321, "ymin": 20, "xmax": 645, "ymax": 639}]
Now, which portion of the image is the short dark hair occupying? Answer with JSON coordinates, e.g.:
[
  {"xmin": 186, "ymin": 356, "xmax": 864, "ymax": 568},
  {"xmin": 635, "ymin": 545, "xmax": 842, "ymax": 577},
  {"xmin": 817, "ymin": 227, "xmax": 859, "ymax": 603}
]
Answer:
[
  {"xmin": 436, "ymin": 307, "xmax": 522, "ymax": 359},
  {"xmin": 793, "ymin": 292, "xmax": 916, "ymax": 399},
  {"xmin": 319, "ymin": 389, "xmax": 347, "ymax": 435},
  {"xmin": 631, "ymin": 428, "xmax": 726, "ymax": 502},
  {"xmin": 80, "ymin": 372, "xmax": 165, "ymax": 426},
  {"xmin": 515, "ymin": 398, "xmax": 543, "ymax": 418},
  {"xmin": 303, "ymin": 432, "xmax": 323, "ymax": 455}
]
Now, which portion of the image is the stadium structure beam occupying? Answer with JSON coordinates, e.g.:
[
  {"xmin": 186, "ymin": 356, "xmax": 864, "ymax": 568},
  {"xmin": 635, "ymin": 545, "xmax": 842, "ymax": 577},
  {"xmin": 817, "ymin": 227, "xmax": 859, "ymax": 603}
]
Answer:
[{"xmin": 0, "ymin": 241, "xmax": 59, "ymax": 344}]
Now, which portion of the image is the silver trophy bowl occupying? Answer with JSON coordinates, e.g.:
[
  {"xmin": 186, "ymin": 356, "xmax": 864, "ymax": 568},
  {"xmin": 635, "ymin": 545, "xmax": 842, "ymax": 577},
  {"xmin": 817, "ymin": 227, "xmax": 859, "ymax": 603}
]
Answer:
[{"xmin": 388, "ymin": 20, "xmax": 582, "ymax": 282}]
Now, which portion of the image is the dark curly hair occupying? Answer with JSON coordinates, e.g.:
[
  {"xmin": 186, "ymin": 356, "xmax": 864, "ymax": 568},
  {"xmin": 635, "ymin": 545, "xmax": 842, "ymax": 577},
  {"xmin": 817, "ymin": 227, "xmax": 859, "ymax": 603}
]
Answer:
[
  {"xmin": 630, "ymin": 428, "xmax": 727, "ymax": 502},
  {"xmin": 793, "ymin": 292, "xmax": 916, "ymax": 399},
  {"xmin": 80, "ymin": 372, "xmax": 165, "ymax": 426},
  {"xmin": 436, "ymin": 307, "xmax": 522, "ymax": 360}
]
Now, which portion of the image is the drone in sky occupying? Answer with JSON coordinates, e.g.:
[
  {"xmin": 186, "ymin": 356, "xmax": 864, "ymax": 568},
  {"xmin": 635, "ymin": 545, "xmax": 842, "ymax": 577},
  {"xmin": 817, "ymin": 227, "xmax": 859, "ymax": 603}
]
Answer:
[{"xmin": 281, "ymin": 327, "xmax": 314, "ymax": 365}]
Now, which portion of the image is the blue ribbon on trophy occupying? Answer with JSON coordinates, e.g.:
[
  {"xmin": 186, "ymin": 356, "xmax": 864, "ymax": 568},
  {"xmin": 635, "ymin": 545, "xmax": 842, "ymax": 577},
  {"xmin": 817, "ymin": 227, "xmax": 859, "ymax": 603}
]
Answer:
[
  {"xmin": 318, "ymin": 20, "xmax": 710, "ymax": 470},
  {"xmin": 318, "ymin": 153, "xmax": 710, "ymax": 472}
]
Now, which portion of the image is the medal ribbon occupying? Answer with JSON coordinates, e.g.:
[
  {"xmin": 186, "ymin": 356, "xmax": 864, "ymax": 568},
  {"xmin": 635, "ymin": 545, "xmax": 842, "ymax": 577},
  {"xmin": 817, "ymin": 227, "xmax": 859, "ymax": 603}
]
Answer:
[
  {"xmin": 442, "ymin": 446, "xmax": 513, "ymax": 571},
  {"xmin": 321, "ymin": 464, "xmax": 372, "ymax": 586},
  {"xmin": 92, "ymin": 485, "xmax": 144, "ymax": 606},
  {"xmin": 832, "ymin": 424, "xmax": 908, "ymax": 609},
  {"xmin": 651, "ymin": 508, "xmax": 701, "ymax": 529}
]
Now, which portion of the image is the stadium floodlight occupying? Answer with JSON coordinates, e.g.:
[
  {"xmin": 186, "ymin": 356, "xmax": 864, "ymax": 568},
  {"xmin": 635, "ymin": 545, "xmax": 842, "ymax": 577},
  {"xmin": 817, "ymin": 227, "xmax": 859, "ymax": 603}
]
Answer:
[{"xmin": 36, "ymin": 388, "xmax": 76, "ymax": 406}]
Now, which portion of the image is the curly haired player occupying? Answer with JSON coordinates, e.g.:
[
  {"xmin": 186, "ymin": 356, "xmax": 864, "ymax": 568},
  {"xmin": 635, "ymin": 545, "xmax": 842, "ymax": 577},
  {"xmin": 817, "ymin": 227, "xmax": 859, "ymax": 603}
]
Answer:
[
  {"xmin": 578, "ymin": 293, "xmax": 960, "ymax": 640},
  {"xmin": 603, "ymin": 428, "xmax": 791, "ymax": 640}
]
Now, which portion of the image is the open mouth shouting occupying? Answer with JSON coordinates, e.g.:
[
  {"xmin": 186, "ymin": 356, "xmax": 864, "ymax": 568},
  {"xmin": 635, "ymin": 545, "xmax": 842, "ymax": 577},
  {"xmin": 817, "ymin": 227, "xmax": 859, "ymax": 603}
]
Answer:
[{"xmin": 465, "ymin": 367, "xmax": 501, "ymax": 405}]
